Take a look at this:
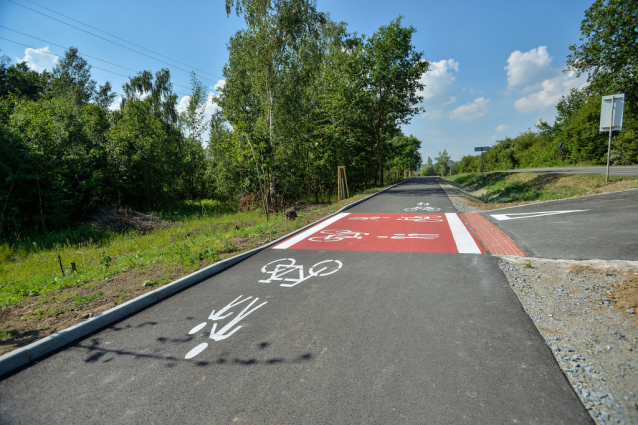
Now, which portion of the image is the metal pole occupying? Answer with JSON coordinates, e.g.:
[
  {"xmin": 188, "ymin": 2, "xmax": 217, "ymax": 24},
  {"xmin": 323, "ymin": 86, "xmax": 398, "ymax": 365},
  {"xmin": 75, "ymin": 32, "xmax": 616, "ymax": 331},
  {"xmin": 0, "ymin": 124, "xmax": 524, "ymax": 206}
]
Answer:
[
  {"xmin": 481, "ymin": 152, "xmax": 484, "ymax": 182},
  {"xmin": 606, "ymin": 95, "xmax": 615, "ymax": 184}
]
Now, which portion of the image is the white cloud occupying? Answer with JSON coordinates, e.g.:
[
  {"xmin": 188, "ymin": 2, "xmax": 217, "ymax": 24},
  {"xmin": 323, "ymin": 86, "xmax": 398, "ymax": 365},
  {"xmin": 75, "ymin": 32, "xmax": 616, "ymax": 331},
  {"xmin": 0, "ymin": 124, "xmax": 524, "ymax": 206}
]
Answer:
[
  {"xmin": 422, "ymin": 109, "xmax": 444, "ymax": 121},
  {"xmin": 442, "ymin": 96, "xmax": 457, "ymax": 106},
  {"xmin": 17, "ymin": 46, "xmax": 58, "ymax": 72},
  {"xmin": 213, "ymin": 79, "xmax": 226, "ymax": 92},
  {"xmin": 495, "ymin": 124, "xmax": 509, "ymax": 132},
  {"xmin": 504, "ymin": 46, "xmax": 588, "ymax": 116},
  {"xmin": 109, "ymin": 97, "xmax": 121, "ymax": 111},
  {"xmin": 177, "ymin": 92, "xmax": 220, "ymax": 120},
  {"xmin": 176, "ymin": 95, "xmax": 191, "ymax": 114},
  {"xmin": 204, "ymin": 91, "xmax": 220, "ymax": 116},
  {"xmin": 427, "ymin": 130, "xmax": 446, "ymax": 137},
  {"xmin": 448, "ymin": 97, "xmax": 490, "ymax": 121},
  {"xmin": 419, "ymin": 59, "xmax": 459, "ymax": 99},
  {"xmin": 514, "ymin": 70, "xmax": 587, "ymax": 114},
  {"xmin": 505, "ymin": 46, "xmax": 557, "ymax": 89}
]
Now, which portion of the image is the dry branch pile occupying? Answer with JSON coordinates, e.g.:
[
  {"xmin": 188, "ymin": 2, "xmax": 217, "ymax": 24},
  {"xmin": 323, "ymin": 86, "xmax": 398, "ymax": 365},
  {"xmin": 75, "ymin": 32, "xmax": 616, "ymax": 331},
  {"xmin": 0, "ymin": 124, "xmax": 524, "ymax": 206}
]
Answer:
[
  {"xmin": 238, "ymin": 193, "xmax": 262, "ymax": 212},
  {"xmin": 87, "ymin": 206, "xmax": 167, "ymax": 232}
]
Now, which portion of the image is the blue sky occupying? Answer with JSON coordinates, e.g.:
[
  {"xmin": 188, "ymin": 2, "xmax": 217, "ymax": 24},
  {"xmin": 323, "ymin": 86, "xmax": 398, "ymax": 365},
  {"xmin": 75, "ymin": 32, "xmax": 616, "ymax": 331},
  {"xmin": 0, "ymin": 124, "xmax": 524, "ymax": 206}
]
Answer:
[{"xmin": 0, "ymin": 0, "xmax": 593, "ymax": 162}]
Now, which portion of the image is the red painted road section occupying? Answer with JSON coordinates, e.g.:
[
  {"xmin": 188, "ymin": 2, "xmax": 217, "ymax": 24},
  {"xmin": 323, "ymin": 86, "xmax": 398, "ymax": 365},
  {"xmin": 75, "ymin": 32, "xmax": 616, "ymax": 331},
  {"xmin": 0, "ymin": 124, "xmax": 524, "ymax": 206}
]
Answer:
[
  {"xmin": 461, "ymin": 213, "xmax": 527, "ymax": 256},
  {"xmin": 273, "ymin": 213, "xmax": 485, "ymax": 254}
]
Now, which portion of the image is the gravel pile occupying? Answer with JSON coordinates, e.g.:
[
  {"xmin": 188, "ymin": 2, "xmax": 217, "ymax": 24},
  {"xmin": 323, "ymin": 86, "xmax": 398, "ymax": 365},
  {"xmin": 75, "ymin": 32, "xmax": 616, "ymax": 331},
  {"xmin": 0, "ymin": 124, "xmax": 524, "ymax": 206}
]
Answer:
[{"xmin": 498, "ymin": 257, "xmax": 638, "ymax": 424}]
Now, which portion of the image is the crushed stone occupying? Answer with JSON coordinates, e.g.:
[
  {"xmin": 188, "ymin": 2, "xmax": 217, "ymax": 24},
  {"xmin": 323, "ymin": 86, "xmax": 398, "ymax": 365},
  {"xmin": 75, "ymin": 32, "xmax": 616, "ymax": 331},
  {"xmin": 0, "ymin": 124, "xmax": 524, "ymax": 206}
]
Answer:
[{"xmin": 498, "ymin": 256, "xmax": 638, "ymax": 425}]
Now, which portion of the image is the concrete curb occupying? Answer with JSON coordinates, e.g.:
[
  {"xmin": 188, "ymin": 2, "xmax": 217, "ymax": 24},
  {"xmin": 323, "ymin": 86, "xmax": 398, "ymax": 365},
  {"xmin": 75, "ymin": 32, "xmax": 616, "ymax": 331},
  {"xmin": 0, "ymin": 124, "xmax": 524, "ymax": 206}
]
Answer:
[
  {"xmin": 493, "ymin": 254, "xmax": 638, "ymax": 268},
  {"xmin": 0, "ymin": 178, "xmax": 411, "ymax": 378},
  {"xmin": 439, "ymin": 177, "xmax": 485, "ymax": 203}
]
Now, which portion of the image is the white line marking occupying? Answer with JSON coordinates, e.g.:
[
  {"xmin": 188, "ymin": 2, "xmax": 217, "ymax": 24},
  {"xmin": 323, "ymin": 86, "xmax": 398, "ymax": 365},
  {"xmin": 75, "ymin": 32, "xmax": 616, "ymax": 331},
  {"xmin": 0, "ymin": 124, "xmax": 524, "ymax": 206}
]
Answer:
[
  {"xmin": 490, "ymin": 210, "xmax": 589, "ymax": 221},
  {"xmin": 273, "ymin": 213, "xmax": 350, "ymax": 249},
  {"xmin": 445, "ymin": 213, "xmax": 481, "ymax": 254}
]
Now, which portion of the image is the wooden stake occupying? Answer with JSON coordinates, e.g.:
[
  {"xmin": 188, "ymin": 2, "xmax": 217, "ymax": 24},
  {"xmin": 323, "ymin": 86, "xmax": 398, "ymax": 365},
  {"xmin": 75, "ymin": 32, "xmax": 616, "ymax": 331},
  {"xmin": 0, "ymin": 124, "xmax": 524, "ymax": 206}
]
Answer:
[
  {"xmin": 58, "ymin": 255, "xmax": 65, "ymax": 276},
  {"xmin": 337, "ymin": 166, "xmax": 349, "ymax": 200}
]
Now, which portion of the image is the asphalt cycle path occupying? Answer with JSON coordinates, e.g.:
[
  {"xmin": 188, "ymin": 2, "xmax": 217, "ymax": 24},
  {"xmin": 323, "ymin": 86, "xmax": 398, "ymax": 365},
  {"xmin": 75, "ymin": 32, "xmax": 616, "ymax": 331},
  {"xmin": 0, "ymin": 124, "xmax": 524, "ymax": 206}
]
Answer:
[
  {"xmin": 0, "ymin": 177, "xmax": 591, "ymax": 424},
  {"xmin": 480, "ymin": 189, "xmax": 638, "ymax": 261}
]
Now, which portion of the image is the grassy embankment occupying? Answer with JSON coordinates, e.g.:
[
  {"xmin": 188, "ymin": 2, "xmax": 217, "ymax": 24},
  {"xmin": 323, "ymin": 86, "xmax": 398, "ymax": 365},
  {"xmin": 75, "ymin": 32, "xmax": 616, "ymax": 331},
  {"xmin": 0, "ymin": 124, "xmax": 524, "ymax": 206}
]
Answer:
[
  {"xmin": 447, "ymin": 172, "xmax": 638, "ymax": 209},
  {"xmin": 0, "ymin": 186, "xmax": 389, "ymax": 355}
]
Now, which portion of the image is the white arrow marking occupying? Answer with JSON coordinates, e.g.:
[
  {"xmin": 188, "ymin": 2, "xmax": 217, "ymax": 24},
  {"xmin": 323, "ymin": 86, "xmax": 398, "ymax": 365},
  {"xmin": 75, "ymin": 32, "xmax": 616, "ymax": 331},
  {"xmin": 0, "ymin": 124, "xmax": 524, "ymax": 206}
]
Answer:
[
  {"xmin": 209, "ymin": 298, "xmax": 267, "ymax": 341},
  {"xmin": 491, "ymin": 210, "xmax": 589, "ymax": 221},
  {"xmin": 208, "ymin": 295, "xmax": 252, "ymax": 321}
]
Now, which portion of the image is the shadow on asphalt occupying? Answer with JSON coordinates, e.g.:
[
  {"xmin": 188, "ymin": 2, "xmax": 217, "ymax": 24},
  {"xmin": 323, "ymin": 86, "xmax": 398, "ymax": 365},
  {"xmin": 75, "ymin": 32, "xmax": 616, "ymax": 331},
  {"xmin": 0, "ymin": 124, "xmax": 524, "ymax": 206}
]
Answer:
[{"xmin": 78, "ymin": 337, "xmax": 314, "ymax": 368}]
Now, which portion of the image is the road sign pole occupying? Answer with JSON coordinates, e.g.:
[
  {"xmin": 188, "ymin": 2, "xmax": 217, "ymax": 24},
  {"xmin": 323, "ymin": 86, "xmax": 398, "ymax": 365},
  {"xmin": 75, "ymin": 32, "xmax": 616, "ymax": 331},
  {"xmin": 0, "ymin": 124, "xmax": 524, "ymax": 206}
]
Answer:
[
  {"xmin": 606, "ymin": 95, "xmax": 614, "ymax": 184},
  {"xmin": 481, "ymin": 152, "xmax": 484, "ymax": 182}
]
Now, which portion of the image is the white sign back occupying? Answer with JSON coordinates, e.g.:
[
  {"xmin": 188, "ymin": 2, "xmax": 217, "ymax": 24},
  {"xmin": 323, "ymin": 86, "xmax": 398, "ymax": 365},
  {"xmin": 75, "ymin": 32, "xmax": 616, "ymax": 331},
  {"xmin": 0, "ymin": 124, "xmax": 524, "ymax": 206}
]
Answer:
[{"xmin": 599, "ymin": 94, "xmax": 625, "ymax": 131}]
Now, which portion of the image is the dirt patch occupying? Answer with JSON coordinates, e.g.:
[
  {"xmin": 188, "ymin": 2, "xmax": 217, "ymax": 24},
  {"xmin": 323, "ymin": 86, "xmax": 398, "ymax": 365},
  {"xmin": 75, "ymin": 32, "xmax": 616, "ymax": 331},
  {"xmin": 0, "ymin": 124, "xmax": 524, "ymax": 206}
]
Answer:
[
  {"xmin": 0, "ymin": 264, "xmax": 186, "ymax": 355},
  {"xmin": 608, "ymin": 272, "xmax": 638, "ymax": 318}
]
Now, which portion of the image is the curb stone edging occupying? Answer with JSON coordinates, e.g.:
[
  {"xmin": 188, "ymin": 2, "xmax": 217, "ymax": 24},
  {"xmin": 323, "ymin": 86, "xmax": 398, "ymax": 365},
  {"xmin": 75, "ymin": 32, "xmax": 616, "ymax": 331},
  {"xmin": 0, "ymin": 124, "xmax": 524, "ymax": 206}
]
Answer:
[
  {"xmin": 0, "ymin": 178, "xmax": 413, "ymax": 378},
  {"xmin": 493, "ymin": 254, "xmax": 638, "ymax": 268},
  {"xmin": 439, "ymin": 177, "xmax": 485, "ymax": 204}
]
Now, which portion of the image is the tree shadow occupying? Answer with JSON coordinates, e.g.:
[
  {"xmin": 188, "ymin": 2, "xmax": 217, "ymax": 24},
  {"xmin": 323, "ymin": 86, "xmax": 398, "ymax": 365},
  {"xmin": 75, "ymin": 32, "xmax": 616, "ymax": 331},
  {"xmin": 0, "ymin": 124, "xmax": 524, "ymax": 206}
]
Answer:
[{"xmin": 77, "ymin": 337, "xmax": 314, "ymax": 368}]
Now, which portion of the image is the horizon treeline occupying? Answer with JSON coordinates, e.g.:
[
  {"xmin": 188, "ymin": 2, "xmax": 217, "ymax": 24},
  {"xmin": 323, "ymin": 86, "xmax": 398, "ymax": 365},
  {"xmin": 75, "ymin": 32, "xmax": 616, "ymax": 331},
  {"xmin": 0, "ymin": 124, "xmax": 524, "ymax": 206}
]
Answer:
[
  {"xmin": 1, "ymin": 0, "xmax": 426, "ymax": 240},
  {"xmin": 451, "ymin": 0, "xmax": 637, "ymax": 175}
]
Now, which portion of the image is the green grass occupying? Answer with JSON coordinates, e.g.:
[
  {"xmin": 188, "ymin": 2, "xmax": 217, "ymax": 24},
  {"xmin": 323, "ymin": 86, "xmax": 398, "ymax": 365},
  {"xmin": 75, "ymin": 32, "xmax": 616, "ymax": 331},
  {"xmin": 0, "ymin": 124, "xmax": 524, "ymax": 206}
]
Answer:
[
  {"xmin": 448, "ymin": 172, "xmax": 638, "ymax": 204},
  {"xmin": 0, "ymin": 189, "xmax": 388, "ymax": 310}
]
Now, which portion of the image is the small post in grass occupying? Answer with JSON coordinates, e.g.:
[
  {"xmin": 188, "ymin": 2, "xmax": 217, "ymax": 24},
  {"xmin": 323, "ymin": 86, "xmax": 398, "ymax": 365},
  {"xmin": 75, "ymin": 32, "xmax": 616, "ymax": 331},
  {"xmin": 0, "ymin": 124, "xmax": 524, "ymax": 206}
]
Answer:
[
  {"xmin": 337, "ymin": 166, "xmax": 349, "ymax": 200},
  {"xmin": 58, "ymin": 255, "xmax": 65, "ymax": 276}
]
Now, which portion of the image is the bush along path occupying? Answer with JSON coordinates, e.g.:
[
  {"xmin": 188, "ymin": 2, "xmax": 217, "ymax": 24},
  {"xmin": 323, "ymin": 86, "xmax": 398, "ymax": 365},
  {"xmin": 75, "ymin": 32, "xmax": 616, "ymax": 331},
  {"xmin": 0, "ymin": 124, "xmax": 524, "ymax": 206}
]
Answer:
[{"xmin": 0, "ymin": 188, "xmax": 386, "ymax": 356}]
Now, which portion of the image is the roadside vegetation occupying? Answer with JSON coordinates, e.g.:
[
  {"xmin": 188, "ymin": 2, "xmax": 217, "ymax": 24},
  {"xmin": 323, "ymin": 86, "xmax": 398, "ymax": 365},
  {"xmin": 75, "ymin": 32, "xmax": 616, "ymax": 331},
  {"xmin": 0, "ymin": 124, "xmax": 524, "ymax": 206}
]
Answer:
[
  {"xmin": 0, "ymin": 187, "xmax": 387, "ymax": 354},
  {"xmin": 424, "ymin": 0, "xmax": 638, "ymax": 177},
  {"xmin": 447, "ymin": 172, "xmax": 638, "ymax": 207}
]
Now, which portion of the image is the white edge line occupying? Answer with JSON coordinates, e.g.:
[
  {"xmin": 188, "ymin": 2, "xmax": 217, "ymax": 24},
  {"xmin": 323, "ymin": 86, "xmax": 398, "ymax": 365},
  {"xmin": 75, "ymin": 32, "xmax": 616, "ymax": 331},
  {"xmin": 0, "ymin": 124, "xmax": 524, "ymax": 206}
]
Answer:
[
  {"xmin": 445, "ymin": 213, "xmax": 481, "ymax": 254},
  {"xmin": 273, "ymin": 213, "xmax": 350, "ymax": 249}
]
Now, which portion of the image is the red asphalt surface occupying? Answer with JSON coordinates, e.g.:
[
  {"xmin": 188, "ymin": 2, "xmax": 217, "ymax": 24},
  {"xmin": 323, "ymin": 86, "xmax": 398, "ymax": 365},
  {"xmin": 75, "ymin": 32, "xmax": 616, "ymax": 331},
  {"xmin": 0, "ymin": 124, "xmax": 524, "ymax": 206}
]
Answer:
[{"xmin": 273, "ymin": 213, "xmax": 485, "ymax": 254}]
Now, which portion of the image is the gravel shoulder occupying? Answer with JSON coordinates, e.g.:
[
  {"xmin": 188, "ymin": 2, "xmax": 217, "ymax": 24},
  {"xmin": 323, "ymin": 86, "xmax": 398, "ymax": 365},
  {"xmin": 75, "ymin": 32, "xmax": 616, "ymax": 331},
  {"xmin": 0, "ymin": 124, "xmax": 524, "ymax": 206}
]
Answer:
[{"xmin": 441, "ymin": 177, "xmax": 638, "ymax": 425}]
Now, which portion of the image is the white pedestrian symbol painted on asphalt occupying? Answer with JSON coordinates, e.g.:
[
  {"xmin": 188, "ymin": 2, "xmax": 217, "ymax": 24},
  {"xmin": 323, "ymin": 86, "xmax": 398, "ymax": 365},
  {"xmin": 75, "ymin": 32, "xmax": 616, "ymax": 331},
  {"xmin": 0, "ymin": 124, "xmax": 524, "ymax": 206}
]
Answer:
[
  {"xmin": 377, "ymin": 234, "xmax": 439, "ymax": 240},
  {"xmin": 490, "ymin": 210, "xmax": 589, "ymax": 221},
  {"xmin": 259, "ymin": 258, "xmax": 343, "ymax": 287},
  {"xmin": 185, "ymin": 295, "xmax": 267, "ymax": 359},
  {"xmin": 398, "ymin": 215, "xmax": 444, "ymax": 222},
  {"xmin": 404, "ymin": 202, "xmax": 441, "ymax": 212},
  {"xmin": 308, "ymin": 229, "xmax": 369, "ymax": 242}
]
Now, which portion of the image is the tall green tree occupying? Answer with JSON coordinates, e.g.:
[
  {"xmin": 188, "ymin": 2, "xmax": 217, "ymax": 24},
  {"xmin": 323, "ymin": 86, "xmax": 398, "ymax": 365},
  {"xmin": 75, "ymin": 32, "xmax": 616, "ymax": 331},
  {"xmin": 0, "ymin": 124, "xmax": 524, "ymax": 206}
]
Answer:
[
  {"xmin": 49, "ymin": 47, "xmax": 96, "ymax": 106},
  {"xmin": 566, "ymin": 0, "xmax": 638, "ymax": 112},
  {"xmin": 354, "ymin": 17, "xmax": 429, "ymax": 185},
  {"xmin": 224, "ymin": 0, "xmax": 325, "ymax": 201}
]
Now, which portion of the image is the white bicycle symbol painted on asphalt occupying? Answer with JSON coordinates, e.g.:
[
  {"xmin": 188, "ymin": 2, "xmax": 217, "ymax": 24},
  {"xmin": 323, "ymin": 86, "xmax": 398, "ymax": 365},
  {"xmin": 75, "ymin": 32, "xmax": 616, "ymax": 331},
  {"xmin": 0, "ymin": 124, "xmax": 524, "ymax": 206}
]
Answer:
[
  {"xmin": 398, "ymin": 215, "xmax": 444, "ymax": 222},
  {"xmin": 308, "ymin": 229, "xmax": 369, "ymax": 242},
  {"xmin": 260, "ymin": 258, "xmax": 343, "ymax": 287},
  {"xmin": 404, "ymin": 202, "xmax": 441, "ymax": 212}
]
